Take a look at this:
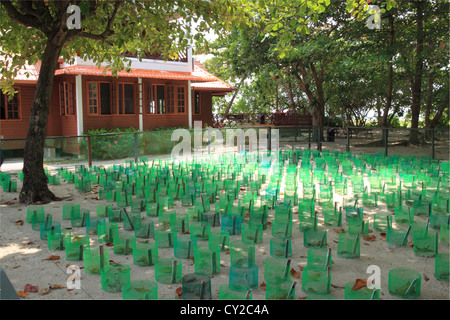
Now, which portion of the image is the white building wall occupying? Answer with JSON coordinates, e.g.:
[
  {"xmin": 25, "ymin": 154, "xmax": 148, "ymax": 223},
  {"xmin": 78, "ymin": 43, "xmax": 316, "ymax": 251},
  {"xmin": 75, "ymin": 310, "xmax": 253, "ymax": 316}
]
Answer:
[{"xmin": 61, "ymin": 47, "xmax": 192, "ymax": 73}]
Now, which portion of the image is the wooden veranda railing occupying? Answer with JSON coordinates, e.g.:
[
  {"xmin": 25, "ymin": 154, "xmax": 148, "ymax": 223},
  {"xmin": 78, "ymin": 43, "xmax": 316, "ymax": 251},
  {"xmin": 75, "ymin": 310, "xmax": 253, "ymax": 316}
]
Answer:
[{"xmin": 212, "ymin": 112, "xmax": 312, "ymax": 128}]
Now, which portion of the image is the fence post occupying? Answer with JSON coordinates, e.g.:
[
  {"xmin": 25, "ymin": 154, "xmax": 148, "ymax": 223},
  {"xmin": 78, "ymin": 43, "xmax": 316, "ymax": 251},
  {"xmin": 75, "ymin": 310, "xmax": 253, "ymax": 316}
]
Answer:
[
  {"xmin": 308, "ymin": 128, "xmax": 311, "ymax": 149},
  {"xmin": 268, "ymin": 127, "xmax": 272, "ymax": 151},
  {"xmin": 134, "ymin": 132, "xmax": 139, "ymax": 163},
  {"xmin": 208, "ymin": 129, "xmax": 211, "ymax": 155},
  {"xmin": 87, "ymin": 136, "xmax": 92, "ymax": 167},
  {"xmin": 384, "ymin": 128, "xmax": 389, "ymax": 157},
  {"xmin": 346, "ymin": 127, "xmax": 350, "ymax": 152},
  {"xmin": 317, "ymin": 127, "xmax": 322, "ymax": 151},
  {"xmin": 431, "ymin": 129, "xmax": 435, "ymax": 159}
]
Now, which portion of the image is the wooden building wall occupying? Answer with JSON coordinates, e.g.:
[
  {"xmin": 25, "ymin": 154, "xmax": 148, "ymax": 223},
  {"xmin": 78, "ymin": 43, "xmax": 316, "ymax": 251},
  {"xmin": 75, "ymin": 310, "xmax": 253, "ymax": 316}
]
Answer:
[
  {"xmin": 81, "ymin": 75, "xmax": 140, "ymax": 132},
  {"xmin": 141, "ymin": 79, "xmax": 189, "ymax": 131},
  {"xmin": 55, "ymin": 75, "xmax": 78, "ymax": 137},
  {"xmin": 192, "ymin": 91, "xmax": 213, "ymax": 127},
  {"xmin": 0, "ymin": 84, "xmax": 35, "ymax": 140},
  {"xmin": 1, "ymin": 77, "xmax": 218, "ymax": 151}
]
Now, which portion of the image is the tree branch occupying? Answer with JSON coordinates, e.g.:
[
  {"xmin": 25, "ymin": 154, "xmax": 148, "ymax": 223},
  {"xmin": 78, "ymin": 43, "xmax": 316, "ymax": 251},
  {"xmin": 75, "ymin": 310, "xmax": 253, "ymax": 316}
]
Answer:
[
  {"xmin": 1, "ymin": 0, "xmax": 46, "ymax": 32},
  {"xmin": 18, "ymin": 0, "xmax": 44, "ymax": 25},
  {"xmin": 66, "ymin": 0, "xmax": 122, "ymax": 42}
]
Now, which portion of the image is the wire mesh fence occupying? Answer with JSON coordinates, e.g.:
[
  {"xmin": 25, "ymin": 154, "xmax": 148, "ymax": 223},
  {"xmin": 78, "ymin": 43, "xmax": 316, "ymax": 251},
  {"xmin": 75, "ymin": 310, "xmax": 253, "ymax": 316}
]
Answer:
[{"xmin": 1, "ymin": 126, "xmax": 448, "ymax": 169}]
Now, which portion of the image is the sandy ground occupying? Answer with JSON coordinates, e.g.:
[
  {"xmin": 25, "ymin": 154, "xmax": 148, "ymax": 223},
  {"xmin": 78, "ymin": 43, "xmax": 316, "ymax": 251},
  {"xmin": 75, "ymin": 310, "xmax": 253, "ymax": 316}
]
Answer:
[{"xmin": 0, "ymin": 141, "xmax": 449, "ymax": 302}]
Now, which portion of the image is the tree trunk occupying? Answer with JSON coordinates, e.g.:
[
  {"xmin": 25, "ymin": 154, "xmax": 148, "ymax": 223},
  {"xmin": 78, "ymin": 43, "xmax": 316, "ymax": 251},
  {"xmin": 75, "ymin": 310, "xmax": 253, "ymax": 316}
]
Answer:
[
  {"xmin": 426, "ymin": 88, "xmax": 449, "ymax": 129},
  {"xmin": 409, "ymin": 0, "xmax": 424, "ymax": 145},
  {"xmin": 310, "ymin": 99, "xmax": 325, "ymax": 142},
  {"xmin": 423, "ymin": 71, "xmax": 434, "ymax": 140},
  {"xmin": 223, "ymin": 73, "xmax": 247, "ymax": 119},
  {"xmin": 376, "ymin": 96, "xmax": 382, "ymax": 126},
  {"xmin": 281, "ymin": 79, "xmax": 296, "ymax": 111},
  {"xmin": 382, "ymin": 14, "xmax": 395, "ymax": 128},
  {"xmin": 19, "ymin": 38, "xmax": 65, "ymax": 204}
]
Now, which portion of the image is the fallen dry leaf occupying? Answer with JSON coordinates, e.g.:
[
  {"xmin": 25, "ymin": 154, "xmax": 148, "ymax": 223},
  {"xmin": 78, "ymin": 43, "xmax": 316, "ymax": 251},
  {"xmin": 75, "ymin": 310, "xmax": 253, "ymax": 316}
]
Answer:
[
  {"xmin": 17, "ymin": 291, "xmax": 29, "ymax": 298},
  {"xmin": 175, "ymin": 286, "xmax": 182, "ymax": 299},
  {"xmin": 24, "ymin": 284, "xmax": 39, "ymax": 292},
  {"xmin": 299, "ymin": 296, "xmax": 308, "ymax": 300},
  {"xmin": 39, "ymin": 287, "xmax": 51, "ymax": 295},
  {"xmin": 362, "ymin": 235, "xmax": 376, "ymax": 242},
  {"xmin": 424, "ymin": 274, "xmax": 430, "ymax": 281},
  {"xmin": 291, "ymin": 268, "xmax": 301, "ymax": 278},
  {"xmin": 15, "ymin": 220, "xmax": 24, "ymax": 226},
  {"xmin": 22, "ymin": 241, "xmax": 34, "ymax": 246},
  {"xmin": 43, "ymin": 255, "xmax": 60, "ymax": 261},
  {"xmin": 260, "ymin": 282, "xmax": 267, "ymax": 290},
  {"xmin": 49, "ymin": 284, "xmax": 66, "ymax": 289},
  {"xmin": 352, "ymin": 279, "xmax": 368, "ymax": 291},
  {"xmin": 334, "ymin": 228, "xmax": 345, "ymax": 234}
]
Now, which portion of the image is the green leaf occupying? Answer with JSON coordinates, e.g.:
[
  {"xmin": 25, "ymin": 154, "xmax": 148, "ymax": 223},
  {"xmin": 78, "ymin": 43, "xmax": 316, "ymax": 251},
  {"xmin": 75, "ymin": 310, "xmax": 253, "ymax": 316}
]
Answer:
[{"xmin": 346, "ymin": 0, "xmax": 354, "ymax": 12}]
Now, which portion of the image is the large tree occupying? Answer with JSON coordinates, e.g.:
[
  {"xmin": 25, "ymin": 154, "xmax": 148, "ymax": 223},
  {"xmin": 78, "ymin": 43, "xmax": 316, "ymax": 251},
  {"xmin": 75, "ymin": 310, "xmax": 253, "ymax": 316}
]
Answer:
[
  {"xmin": 393, "ymin": 0, "xmax": 449, "ymax": 143},
  {"xmin": 205, "ymin": 0, "xmax": 399, "ymax": 132},
  {"xmin": 0, "ymin": 0, "xmax": 249, "ymax": 204}
]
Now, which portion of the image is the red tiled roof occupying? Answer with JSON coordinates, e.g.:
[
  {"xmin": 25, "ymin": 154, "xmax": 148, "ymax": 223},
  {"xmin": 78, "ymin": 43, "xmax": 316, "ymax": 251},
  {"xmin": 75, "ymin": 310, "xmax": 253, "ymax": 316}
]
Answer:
[
  {"xmin": 54, "ymin": 64, "xmax": 219, "ymax": 82},
  {"xmin": 191, "ymin": 61, "xmax": 234, "ymax": 92},
  {"xmin": 0, "ymin": 59, "xmax": 39, "ymax": 83},
  {"xmin": 4, "ymin": 57, "xmax": 233, "ymax": 93},
  {"xmin": 191, "ymin": 80, "xmax": 234, "ymax": 91}
]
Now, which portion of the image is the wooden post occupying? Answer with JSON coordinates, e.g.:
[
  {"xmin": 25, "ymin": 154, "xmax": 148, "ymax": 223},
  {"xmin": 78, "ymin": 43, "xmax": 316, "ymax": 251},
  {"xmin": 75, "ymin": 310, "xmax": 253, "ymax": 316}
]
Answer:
[
  {"xmin": 384, "ymin": 128, "xmax": 389, "ymax": 157},
  {"xmin": 431, "ymin": 129, "xmax": 435, "ymax": 159},
  {"xmin": 134, "ymin": 132, "xmax": 139, "ymax": 163},
  {"xmin": 87, "ymin": 135, "xmax": 92, "ymax": 167}
]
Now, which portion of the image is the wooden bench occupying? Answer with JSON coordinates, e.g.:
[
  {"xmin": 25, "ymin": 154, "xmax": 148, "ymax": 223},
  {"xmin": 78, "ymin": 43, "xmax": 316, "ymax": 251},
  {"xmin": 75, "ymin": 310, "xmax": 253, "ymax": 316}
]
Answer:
[{"xmin": 273, "ymin": 113, "xmax": 312, "ymax": 126}]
